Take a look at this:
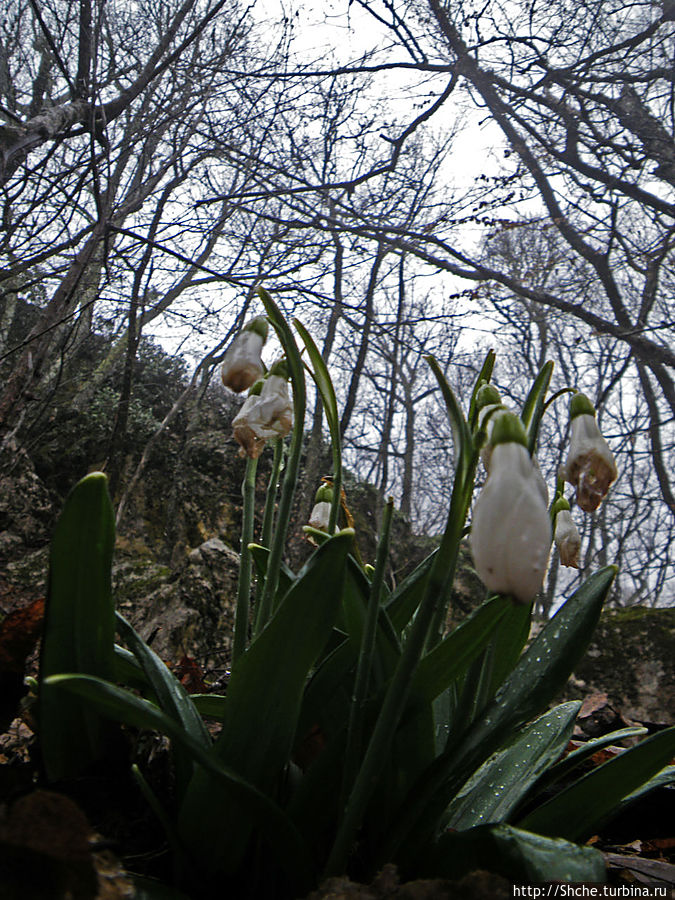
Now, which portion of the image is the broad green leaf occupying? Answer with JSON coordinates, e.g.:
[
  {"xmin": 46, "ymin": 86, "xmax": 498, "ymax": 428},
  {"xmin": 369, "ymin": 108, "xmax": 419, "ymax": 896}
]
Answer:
[
  {"xmin": 254, "ymin": 287, "xmax": 306, "ymax": 630},
  {"xmin": 293, "ymin": 318, "xmax": 339, "ymax": 434},
  {"xmin": 521, "ymin": 361, "xmax": 554, "ymax": 454},
  {"xmin": 191, "ymin": 694, "xmax": 227, "ymax": 719},
  {"xmin": 614, "ymin": 765, "xmax": 675, "ymax": 811},
  {"xmin": 295, "ymin": 640, "xmax": 353, "ymax": 746},
  {"xmin": 39, "ymin": 472, "xmax": 116, "ymax": 780},
  {"xmin": 384, "ymin": 550, "xmax": 435, "ymax": 633},
  {"xmin": 339, "ymin": 557, "xmax": 400, "ymax": 678},
  {"xmin": 519, "ymin": 723, "xmax": 675, "ymax": 841},
  {"xmin": 411, "ymin": 595, "xmax": 510, "ymax": 702},
  {"xmin": 178, "ymin": 530, "xmax": 352, "ymax": 876},
  {"xmin": 113, "ymin": 644, "xmax": 149, "ymax": 687},
  {"xmin": 425, "ymin": 356, "xmax": 472, "ymax": 476},
  {"xmin": 419, "ymin": 824, "xmax": 605, "ymax": 883},
  {"xmin": 448, "ymin": 600, "xmax": 532, "ymax": 738},
  {"xmin": 381, "ymin": 566, "xmax": 617, "ymax": 863},
  {"xmin": 218, "ymin": 531, "xmax": 352, "ymax": 777},
  {"xmin": 486, "ymin": 599, "xmax": 532, "ymax": 695},
  {"xmin": 294, "ymin": 318, "xmax": 343, "ymax": 535},
  {"xmin": 46, "ymin": 674, "xmax": 314, "ymax": 892},
  {"xmin": 445, "ymin": 701, "xmax": 581, "ymax": 829},
  {"xmin": 116, "ymin": 613, "xmax": 209, "ymax": 746},
  {"xmin": 249, "ymin": 543, "xmax": 295, "ymax": 597},
  {"xmin": 116, "ymin": 612, "xmax": 209, "ymax": 799},
  {"xmin": 288, "ymin": 728, "xmax": 347, "ymax": 859},
  {"xmin": 530, "ymin": 725, "xmax": 647, "ymax": 799}
]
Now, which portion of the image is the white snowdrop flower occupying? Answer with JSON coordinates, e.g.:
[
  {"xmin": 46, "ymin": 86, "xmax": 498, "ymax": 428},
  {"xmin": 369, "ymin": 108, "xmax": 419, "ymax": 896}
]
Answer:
[
  {"xmin": 553, "ymin": 500, "xmax": 581, "ymax": 568},
  {"xmin": 221, "ymin": 317, "xmax": 268, "ymax": 393},
  {"xmin": 564, "ymin": 393, "xmax": 617, "ymax": 513},
  {"xmin": 308, "ymin": 484, "xmax": 338, "ymax": 533},
  {"xmin": 470, "ymin": 412, "xmax": 551, "ymax": 605},
  {"xmin": 532, "ymin": 456, "xmax": 549, "ymax": 506},
  {"xmin": 309, "ymin": 501, "xmax": 332, "ymax": 531},
  {"xmin": 232, "ymin": 362, "xmax": 293, "ymax": 459}
]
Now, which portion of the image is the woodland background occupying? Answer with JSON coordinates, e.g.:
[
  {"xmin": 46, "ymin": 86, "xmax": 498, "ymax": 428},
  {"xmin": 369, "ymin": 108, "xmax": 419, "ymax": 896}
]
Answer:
[{"xmin": 1, "ymin": 0, "xmax": 674, "ymax": 616}]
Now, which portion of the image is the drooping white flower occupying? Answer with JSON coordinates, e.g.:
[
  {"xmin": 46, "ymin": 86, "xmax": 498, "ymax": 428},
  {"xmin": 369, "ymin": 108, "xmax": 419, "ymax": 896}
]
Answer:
[
  {"xmin": 232, "ymin": 362, "xmax": 293, "ymax": 458},
  {"xmin": 221, "ymin": 317, "xmax": 268, "ymax": 393},
  {"xmin": 308, "ymin": 483, "xmax": 335, "ymax": 532},
  {"xmin": 553, "ymin": 499, "xmax": 581, "ymax": 568},
  {"xmin": 309, "ymin": 501, "xmax": 332, "ymax": 531},
  {"xmin": 564, "ymin": 393, "xmax": 617, "ymax": 513},
  {"xmin": 532, "ymin": 456, "xmax": 549, "ymax": 506},
  {"xmin": 470, "ymin": 412, "xmax": 551, "ymax": 605}
]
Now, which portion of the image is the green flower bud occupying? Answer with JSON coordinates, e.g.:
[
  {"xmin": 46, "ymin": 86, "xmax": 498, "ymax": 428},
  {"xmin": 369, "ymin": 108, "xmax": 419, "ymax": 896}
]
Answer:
[
  {"xmin": 551, "ymin": 496, "xmax": 571, "ymax": 517},
  {"xmin": 314, "ymin": 484, "xmax": 334, "ymax": 504},
  {"xmin": 243, "ymin": 316, "xmax": 269, "ymax": 342},
  {"xmin": 476, "ymin": 382, "xmax": 501, "ymax": 410},
  {"xmin": 490, "ymin": 411, "xmax": 528, "ymax": 448},
  {"xmin": 570, "ymin": 392, "xmax": 596, "ymax": 419},
  {"xmin": 268, "ymin": 358, "xmax": 290, "ymax": 380}
]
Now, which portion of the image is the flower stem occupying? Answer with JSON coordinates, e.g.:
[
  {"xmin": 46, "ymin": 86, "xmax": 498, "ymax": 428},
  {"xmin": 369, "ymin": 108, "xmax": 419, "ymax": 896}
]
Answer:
[
  {"xmin": 252, "ymin": 438, "xmax": 284, "ymax": 636},
  {"xmin": 233, "ymin": 455, "xmax": 257, "ymax": 664},
  {"xmin": 340, "ymin": 497, "xmax": 394, "ymax": 810},
  {"xmin": 254, "ymin": 288, "xmax": 306, "ymax": 634}
]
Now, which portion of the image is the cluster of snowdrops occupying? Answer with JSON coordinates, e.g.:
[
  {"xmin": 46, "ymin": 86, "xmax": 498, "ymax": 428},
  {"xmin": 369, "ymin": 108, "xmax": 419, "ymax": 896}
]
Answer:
[
  {"xmin": 221, "ymin": 311, "xmax": 617, "ymax": 604},
  {"xmin": 39, "ymin": 289, "xmax": 675, "ymax": 900}
]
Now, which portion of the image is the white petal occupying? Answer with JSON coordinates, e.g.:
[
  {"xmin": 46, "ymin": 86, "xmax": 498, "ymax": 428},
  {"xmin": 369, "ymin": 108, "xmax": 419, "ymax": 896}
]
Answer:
[{"xmin": 471, "ymin": 443, "xmax": 551, "ymax": 604}]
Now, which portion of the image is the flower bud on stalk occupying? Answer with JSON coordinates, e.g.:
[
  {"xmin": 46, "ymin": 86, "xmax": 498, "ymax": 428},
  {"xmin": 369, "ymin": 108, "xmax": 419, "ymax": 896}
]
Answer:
[
  {"xmin": 564, "ymin": 393, "xmax": 617, "ymax": 512},
  {"xmin": 552, "ymin": 497, "xmax": 581, "ymax": 569},
  {"xmin": 308, "ymin": 484, "xmax": 336, "ymax": 533},
  {"xmin": 470, "ymin": 412, "xmax": 551, "ymax": 605},
  {"xmin": 232, "ymin": 360, "xmax": 293, "ymax": 459},
  {"xmin": 475, "ymin": 383, "xmax": 508, "ymax": 472},
  {"xmin": 221, "ymin": 317, "xmax": 269, "ymax": 393}
]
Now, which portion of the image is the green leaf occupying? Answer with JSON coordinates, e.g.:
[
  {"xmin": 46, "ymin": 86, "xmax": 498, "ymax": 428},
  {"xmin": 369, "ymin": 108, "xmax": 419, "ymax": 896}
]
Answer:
[
  {"xmin": 519, "ymin": 723, "xmax": 675, "ymax": 841},
  {"xmin": 384, "ymin": 551, "xmax": 435, "ymax": 633},
  {"xmin": 295, "ymin": 639, "xmax": 353, "ymax": 746},
  {"xmin": 411, "ymin": 595, "xmax": 510, "ymax": 702},
  {"xmin": 520, "ymin": 361, "xmax": 554, "ymax": 454},
  {"xmin": 294, "ymin": 318, "xmax": 343, "ymax": 535},
  {"xmin": 219, "ymin": 531, "xmax": 352, "ymax": 778},
  {"xmin": 293, "ymin": 319, "xmax": 339, "ymax": 431},
  {"xmin": 445, "ymin": 701, "xmax": 581, "ymax": 829},
  {"xmin": 615, "ymin": 765, "xmax": 675, "ymax": 810},
  {"xmin": 485, "ymin": 599, "xmax": 533, "ymax": 695},
  {"xmin": 419, "ymin": 824, "xmax": 605, "ymax": 883},
  {"xmin": 249, "ymin": 543, "xmax": 295, "ymax": 597},
  {"xmin": 448, "ymin": 600, "xmax": 532, "ymax": 739},
  {"xmin": 113, "ymin": 644, "xmax": 149, "ymax": 688},
  {"xmin": 191, "ymin": 694, "xmax": 227, "ymax": 719},
  {"xmin": 530, "ymin": 726, "xmax": 647, "ymax": 798},
  {"xmin": 178, "ymin": 530, "xmax": 353, "ymax": 876},
  {"xmin": 116, "ymin": 613, "xmax": 209, "ymax": 745},
  {"xmin": 46, "ymin": 674, "xmax": 314, "ymax": 892},
  {"xmin": 381, "ymin": 566, "xmax": 617, "ymax": 863},
  {"xmin": 339, "ymin": 557, "xmax": 400, "ymax": 676},
  {"xmin": 467, "ymin": 349, "xmax": 496, "ymax": 431},
  {"xmin": 39, "ymin": 472, "xmax": 116, "ymax": 780},
  {"xmin": 116, "ymin": 612, "xmax": 209, "ymax": 799},
  {"xmin": 255, "ymin": 287, "xmax": 307, "ymax": 631},
  {"xmin": 424, "ymin": 355, "xmax": 472, "ymax": 475}
]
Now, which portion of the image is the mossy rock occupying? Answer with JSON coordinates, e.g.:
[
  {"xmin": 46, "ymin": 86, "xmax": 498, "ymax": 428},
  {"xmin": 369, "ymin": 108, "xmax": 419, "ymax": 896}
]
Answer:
[{"xmin": 561, "ymin": 606, "xmax": 675, "ymax": 725}]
